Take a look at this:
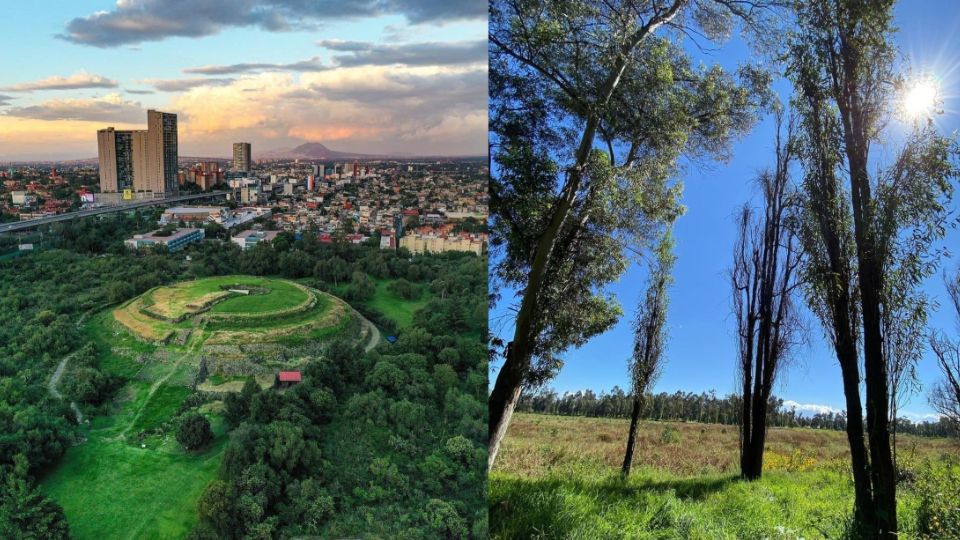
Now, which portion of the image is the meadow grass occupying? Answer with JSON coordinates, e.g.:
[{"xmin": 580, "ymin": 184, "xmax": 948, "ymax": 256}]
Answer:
[
  {"xmin": 130, "ymin": 383, "xmax": 191, "ymax": 433},
  {"xmin": 491, "ymin": 413, "xmax": 960, "ymax": 539},
  {"xmin": 367, "ymin": 278, "xmax": 430, "ymax": 328},
  {"xmin": 41, "ymin": 429, "xmax": 227, "ymax": 540},
  {"xmin": 330, "ymin": 277, "xmax": 431, "ymax": 329}
]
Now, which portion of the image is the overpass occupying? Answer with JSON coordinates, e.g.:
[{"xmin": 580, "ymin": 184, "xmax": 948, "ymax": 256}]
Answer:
[{"xmin": 0, "ymin": 191, "xmax": 231, "ymax": 234}]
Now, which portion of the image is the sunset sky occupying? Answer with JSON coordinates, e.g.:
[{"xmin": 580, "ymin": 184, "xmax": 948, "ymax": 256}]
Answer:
[{"xmin": 0, "ymin": 0, "xmax": 487, "ymax": 160}]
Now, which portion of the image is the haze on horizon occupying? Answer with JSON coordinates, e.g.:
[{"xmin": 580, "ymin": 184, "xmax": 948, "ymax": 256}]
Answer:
[{"xmin": 0, "ymin": 1, "xmax": 487, "ymax": 161}]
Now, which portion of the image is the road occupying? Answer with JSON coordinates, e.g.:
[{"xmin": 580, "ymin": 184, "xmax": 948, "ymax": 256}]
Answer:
[{"xmin": 0, "ymin": 191, "xmax": 230, "ymax": 234}]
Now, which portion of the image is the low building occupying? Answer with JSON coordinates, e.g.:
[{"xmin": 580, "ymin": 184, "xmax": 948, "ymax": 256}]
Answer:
[
  {"xmin": 125, "ymin": 228, "xmax": 204, "ymax": 252},
  {"xmin": 275, "ymin": 371, "xmax": 301, "ymax": 389},
  {"xmin": 160, "ymin": 206, "xmax": 224, "ymax": 224},
  {"xmin": 231, "ymin": 229, "xmax": 280, "ymax": 251}
]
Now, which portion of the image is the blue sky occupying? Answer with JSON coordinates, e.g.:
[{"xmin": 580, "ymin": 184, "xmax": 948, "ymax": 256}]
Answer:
[
  {"xmin": 490, "ymin": 0, "xmax": 960, "ymax": 420},
  {"xmin": 0, "ymin": 1, "xmax": 486, "ymax": 160}
]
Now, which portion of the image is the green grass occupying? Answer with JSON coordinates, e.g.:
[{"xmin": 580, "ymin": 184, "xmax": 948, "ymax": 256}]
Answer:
[
  {"xmin": 491, "ymin": 413, "xmax": 960, "ymax": 539},
  {"xmin": 331, "ymin": 277, "xmax": 431, "ymax": 329},
  {"xmin": 130, "ymin": 384, "xmax": 191, "ymax": 434},
  {"xmin": 367, "ymin": 279, "xmax": 430, "ymax": 328},
  {"xmin": 41, "ymin": 433, "xmax": 226, "ymax": 540},
  {"xmin": 209, "ymin": 278, "xmax": 308, "ymax": 313},
  {"xmin": 491, "ymin": 467, "xmax": 858, "ymax": 539}
]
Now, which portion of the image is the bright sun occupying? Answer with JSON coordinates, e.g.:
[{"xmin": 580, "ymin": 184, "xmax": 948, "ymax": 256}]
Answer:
[{"xmin": 903, "ymin": 77, "xmax": 938, "ymax": 119}]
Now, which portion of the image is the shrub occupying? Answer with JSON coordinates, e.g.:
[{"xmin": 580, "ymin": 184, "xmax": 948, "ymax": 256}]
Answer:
[
  {"xmin": 913, "ymin": 460, "xmax": 960, "ymax": 539},
  {"xmin": 660, "ymin": 425, "xmax": 680, "ymax": 444}
]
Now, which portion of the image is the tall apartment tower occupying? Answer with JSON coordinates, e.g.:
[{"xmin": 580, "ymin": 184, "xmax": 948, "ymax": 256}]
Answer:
[
  {"xmin": 233, "ymin": 142, "xmax": 251, "ymax": 172},
  {"xmin": 146, "ymin": 109, "xmax": 179, "ymax": 195},
  {"xmin": 98, "ymin": 128, "xmax": 147, "ymax": 193}
]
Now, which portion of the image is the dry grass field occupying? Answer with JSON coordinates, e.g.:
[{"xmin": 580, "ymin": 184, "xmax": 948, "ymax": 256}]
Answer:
[{"xmin": 490, "ymin": 413, "xmax": 960, "ymax": 539}]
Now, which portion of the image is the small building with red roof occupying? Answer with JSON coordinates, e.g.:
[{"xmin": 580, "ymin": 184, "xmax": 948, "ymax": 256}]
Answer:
[{"xmin": 275, "ymin": 370, "xmax": 302, "ymax": 389}]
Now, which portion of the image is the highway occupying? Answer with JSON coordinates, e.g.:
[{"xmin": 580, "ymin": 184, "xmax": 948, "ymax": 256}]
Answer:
[{"xmin": 0, "ymin": 191, "xmax": 231, "ymax": 234}]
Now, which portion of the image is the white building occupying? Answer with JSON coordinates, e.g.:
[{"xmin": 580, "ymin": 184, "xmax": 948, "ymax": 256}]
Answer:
[{"xmin": 231, "ymin": 229, "xmax": 280, "ymax": 251}]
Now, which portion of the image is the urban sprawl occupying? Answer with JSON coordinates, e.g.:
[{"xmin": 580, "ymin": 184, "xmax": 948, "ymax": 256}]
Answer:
[{"xmin": 0, "ymin": 109, "xmax": 488, "ymax": 255}]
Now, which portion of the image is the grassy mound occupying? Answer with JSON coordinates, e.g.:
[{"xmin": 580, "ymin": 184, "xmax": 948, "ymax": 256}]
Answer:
[{"xmin": 113, "ymin": 276, "xmax": 348, "ymax": 345}]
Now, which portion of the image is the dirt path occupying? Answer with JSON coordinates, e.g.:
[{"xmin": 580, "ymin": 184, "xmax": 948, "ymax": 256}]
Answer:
[
  {"xmin": 47, "ymin": 307, "xmax": 104, "ymax": 424},
  {"xmin": 360, "ymin": 314, "xmax": 380, "ymax": 352},
  {"xmin": 49, "ymin": 352, "xmax": 84, "ymax": 423}
]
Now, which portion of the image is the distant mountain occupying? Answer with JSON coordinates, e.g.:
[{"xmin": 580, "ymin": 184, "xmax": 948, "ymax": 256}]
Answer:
[{"xmin": 259, "ymin": 142, "xmax": 411, "ymax": 161}]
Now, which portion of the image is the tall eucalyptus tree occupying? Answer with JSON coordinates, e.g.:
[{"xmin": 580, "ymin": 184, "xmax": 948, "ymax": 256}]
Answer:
[
  {"xmin": 489, "ymin": 0, "xmax": 781, "ymax": 468},
  {"xmin": 788, "ymin": 0, "xmax": 959, "ymax": 535}
]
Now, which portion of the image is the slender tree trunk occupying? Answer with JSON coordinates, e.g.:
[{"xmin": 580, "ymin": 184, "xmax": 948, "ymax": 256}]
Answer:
[
  {"xmin": 487, "ymin": 1, "xmax": 686, "ymax": 468},
  {"xmin": 843, "ymin": 95, "xmax": 898, "ymax": 540},
  {"xmin": 739, "ymin": 364, "xmax": 752, "ymax": 477},
  {"xmin": 621, "ymin": 396, "xmax": 644, "ymax": 478}
]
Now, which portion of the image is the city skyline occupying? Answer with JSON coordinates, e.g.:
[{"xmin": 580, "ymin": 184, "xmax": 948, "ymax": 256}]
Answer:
[{"xmin": 0, "ymin": 1, "xmax": 487, "ymax": 161}]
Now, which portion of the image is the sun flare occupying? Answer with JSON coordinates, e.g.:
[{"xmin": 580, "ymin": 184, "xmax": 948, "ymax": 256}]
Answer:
[{"xmin": 903, "ymin": 77, "xmax": 939, "ymax": 119}]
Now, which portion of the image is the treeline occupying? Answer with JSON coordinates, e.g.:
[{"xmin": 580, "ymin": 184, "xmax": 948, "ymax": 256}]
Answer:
[
  {"xmin": 516, "ymin": 387, "xmax": 956, "ymax": 438},
  {"xmin": 0, "ymin": 211, "xmax": 486, "ymax": 538}
]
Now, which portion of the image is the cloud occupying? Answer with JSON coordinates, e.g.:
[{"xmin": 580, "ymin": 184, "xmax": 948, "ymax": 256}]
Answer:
[
  {"xmin": 183, "ymin": 40, "xmax": 485, "ymax": 76},
  {"xmin": 61, "ymin": 0, "xmax": 485, "ymax": 47},
  {"xmin": 317, "ymin": 39, "xmax": 487, "ymax": 67},
  {"xmin": 1, "ymin": 71, "xmax": 118, "ymax": 92},
  {"xmin": 184, "ymin": 57, "xmax": 326, "ymax": 75},
  {"xmin": 0, "ymin": 94, "xmax": 14, "ymax": 106},
  {"xmin": 898, "ymin": 411, "xmax": 943, "ymax": 422},
  {"xmin": 168, "ymin": 66, "xmax": 486, "ymax": 155},
  {"xmin": 781, "ymin": 400, "xmax": 842, "ymax": 416},
  {"xmin": 125, "ymin": 89, "xmax": 156, "ymax": 95},
  {"xmin": 142, "ymin": 77, "xmax": 236, "ymax": 92},
  {"xmin": 3, "ymin": 93, "xmax": 145, "ymax": 123}
]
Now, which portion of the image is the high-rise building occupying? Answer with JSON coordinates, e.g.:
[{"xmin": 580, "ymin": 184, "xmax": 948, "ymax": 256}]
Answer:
[
  {"xmin": 146, "ymin": 110, "xmax": 178, "ymax": 195},
  {"xmin": 131, "ymin": 130, "xmax": 149, "ymax": 191},
  {"xmin": 98, "ymin": 128, "xmax": 147, "ymax": 193},
  {"xmin": 233, "ymin": 142, "xmax": 251, "ymax": 172}
]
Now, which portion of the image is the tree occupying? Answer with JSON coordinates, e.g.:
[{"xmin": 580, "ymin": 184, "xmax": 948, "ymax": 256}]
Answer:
[
  {"xmin": 788, "ymin": 1, "xmax": 958, "ymax": 535},
  {"xmin": 622, "ymin": 230, "xmax": 674, "ymax": 478},
  {"xmin": 224, "ymin": 378, "xmax": 260, "ymax": 428},
  {"xmin": 488, "ymin": 0, "xmax": 778, "ymax": 466},
  {"xmin": 930, "ymin": 269, "xmax": 960, "ymax": 434},
  {"xmin": 0, "ymin": 455, "xmax": 71, "ymax": 540},
  {"xmin": 348, "ymin": 271, "xmax": 375, "ymax": 301},
  {"xmin": 176, "ymin": 413, "xmax": 214, "ymax": 450},
  {"xmin": 730, "ymin": 112, "xmax": 802, "ymax": 480}
]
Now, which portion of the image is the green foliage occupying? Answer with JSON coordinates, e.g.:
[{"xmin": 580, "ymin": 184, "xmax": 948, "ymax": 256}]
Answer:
[
  {"xmin": 347, "ymin": 270, "xmax": 376, "ymax": 301},
  {"xmin": 0, "ymin": 457, "xmax": 70, "ymax": 540},
  {"xmin": 176, "ymin": 413, "xmax": 214, "ymax": 451},
  {"xmin": 913, "ymin": 460, "xmax": 960, "ymax": 539},
  {"xmin": 387, "ymin": 278, "xmax": 420, "ymax": 300},
  {"xmin": 660, "ymin": 425, "xmax": 681, "ymax": 445},
  {"xmin": 489, "ymin": 0, "xmax": 775, "ymax": 384},
  {"xmin": 194, "ymin": 250, "xmax": 487, "ymax": 539},
  {"xmin": 2, "ymin": 213, "xmax": 483, "ymax": 538}
]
